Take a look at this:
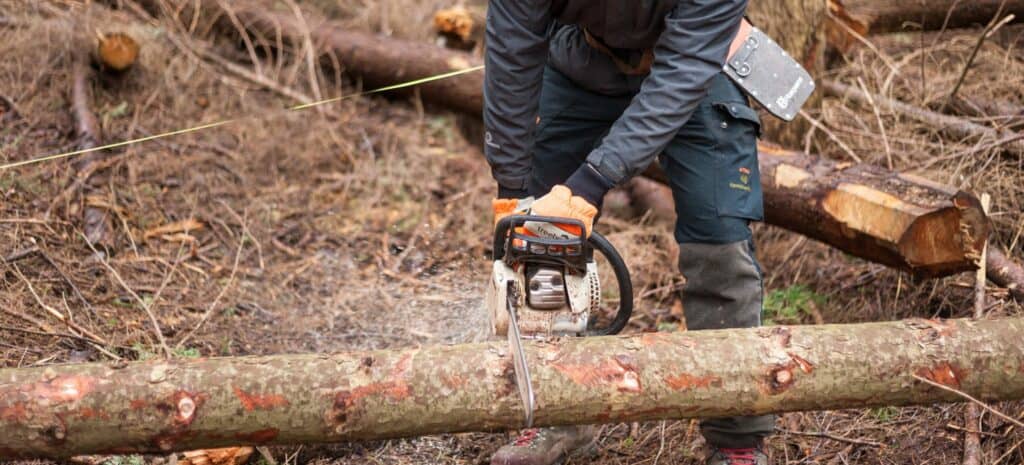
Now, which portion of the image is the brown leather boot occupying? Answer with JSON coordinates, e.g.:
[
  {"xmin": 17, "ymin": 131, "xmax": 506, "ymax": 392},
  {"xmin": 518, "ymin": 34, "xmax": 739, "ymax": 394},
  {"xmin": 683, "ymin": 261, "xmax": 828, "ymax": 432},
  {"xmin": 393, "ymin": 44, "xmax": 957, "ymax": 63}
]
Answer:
[{"xmin": 490, "ymin": 426, "xmax": 597, "ymax": 465}]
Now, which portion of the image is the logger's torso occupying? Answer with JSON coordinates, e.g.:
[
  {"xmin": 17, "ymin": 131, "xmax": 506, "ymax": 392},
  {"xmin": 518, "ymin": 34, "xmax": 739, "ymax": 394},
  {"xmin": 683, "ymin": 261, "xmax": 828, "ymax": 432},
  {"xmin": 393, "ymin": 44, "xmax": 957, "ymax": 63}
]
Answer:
[{"xmin": 550, "ymin": 0, "xmax": 678, "ymax": 50}]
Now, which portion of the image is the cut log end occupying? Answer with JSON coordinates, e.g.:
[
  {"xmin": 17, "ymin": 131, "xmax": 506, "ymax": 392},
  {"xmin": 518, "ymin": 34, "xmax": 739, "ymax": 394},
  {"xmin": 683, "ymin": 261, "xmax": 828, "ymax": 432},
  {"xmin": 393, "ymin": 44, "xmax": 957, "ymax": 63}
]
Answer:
[{"xmin": 96, "ymin": 32, "xmax": 140, "ymax": 72}]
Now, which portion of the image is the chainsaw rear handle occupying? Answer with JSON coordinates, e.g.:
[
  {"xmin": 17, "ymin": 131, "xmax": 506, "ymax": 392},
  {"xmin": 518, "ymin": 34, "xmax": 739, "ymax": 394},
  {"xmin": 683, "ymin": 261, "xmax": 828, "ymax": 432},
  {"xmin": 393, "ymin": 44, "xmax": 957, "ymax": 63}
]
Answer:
[{"xmin": 493, "ymin": 214, "xmax": 634, "ymax": 336}]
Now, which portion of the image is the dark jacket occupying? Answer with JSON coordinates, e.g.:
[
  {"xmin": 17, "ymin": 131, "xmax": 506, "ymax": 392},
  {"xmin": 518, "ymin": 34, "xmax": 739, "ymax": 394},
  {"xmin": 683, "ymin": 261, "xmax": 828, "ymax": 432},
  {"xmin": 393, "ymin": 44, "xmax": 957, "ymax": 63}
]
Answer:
[{"xmin": 484, "ymin": 0, "xmax": 748, "ymax": 201}]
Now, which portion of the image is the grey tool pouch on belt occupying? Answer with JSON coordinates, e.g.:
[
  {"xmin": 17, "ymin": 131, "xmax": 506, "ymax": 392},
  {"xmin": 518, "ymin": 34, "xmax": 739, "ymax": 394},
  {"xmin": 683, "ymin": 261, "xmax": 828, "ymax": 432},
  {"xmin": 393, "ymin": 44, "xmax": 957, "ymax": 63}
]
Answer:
[{"xmin": 723, "ymin": 26, "xmax": 815, "ymax": 121}]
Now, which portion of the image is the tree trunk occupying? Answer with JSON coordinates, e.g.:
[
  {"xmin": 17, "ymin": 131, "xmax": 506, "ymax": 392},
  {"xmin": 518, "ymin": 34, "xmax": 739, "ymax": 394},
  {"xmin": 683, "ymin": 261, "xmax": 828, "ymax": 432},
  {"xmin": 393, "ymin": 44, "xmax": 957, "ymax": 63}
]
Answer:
[
  {"xmin": 831, "ymin": 0, "xmax": 1024, "ymax": 34},
  {"xmin": 148, "ymin": 1, "xmax": 992, "ymax": 278},
  {"xmin": 3, "ymin": 317, "xmax": 1024, "ymax": 458},
  {"xmin": 747, "ymin": 0, "xmax": 827, "ymax": 147}
]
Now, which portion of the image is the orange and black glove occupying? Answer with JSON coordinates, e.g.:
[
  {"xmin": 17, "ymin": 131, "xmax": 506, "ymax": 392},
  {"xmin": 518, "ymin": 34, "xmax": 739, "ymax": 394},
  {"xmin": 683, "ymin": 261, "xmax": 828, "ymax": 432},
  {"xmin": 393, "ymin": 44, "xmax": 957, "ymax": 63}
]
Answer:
[{"xmin": 528, "ymin": 185, "xmax": 597, "ymax": 238}]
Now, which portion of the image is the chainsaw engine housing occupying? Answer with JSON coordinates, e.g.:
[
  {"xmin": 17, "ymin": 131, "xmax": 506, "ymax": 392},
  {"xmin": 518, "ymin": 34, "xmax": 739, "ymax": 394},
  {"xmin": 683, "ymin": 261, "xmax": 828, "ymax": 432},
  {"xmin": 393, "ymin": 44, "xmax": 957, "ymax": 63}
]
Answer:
[{"xmin": 486, "ymin": 260, "xmax": 600, "ymax": 338}]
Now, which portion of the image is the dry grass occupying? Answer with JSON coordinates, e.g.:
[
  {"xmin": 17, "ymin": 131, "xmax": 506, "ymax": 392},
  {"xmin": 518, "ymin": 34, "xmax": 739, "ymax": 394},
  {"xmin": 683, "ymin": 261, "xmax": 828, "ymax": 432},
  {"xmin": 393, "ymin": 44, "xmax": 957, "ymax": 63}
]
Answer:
[{"xmin": 1, "ymin": 1, "xmax": 1023, "ymax": 464}]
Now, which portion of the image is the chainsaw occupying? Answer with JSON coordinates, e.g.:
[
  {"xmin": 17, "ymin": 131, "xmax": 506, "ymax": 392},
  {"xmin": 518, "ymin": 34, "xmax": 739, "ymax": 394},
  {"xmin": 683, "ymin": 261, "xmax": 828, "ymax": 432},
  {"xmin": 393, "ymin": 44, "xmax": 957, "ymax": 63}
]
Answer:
[{"xmin": 485, "ymin": 203, "xmax": 633, "ymax": 427}]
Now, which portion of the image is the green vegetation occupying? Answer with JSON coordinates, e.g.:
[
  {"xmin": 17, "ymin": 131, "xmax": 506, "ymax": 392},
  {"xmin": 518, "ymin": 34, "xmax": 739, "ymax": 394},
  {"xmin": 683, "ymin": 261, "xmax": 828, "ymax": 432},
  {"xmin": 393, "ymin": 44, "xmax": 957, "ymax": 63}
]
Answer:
[{"xmin": 763, "ymin": 284, "xmax": 825, "ymax": 325}]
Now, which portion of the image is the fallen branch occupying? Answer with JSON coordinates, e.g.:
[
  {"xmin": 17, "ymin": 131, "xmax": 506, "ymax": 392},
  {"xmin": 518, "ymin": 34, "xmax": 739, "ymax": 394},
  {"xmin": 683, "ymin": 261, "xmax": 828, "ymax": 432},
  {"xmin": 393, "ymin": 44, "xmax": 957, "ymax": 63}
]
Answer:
[
  {"xmin": 822, "ymin": 80, "xmax": 1024, "ymax": 159},
  {"xmin": 988, "ymin": 247, "xmax": 1024, "ymax": 301},
  {"xmin": 2, "ymin": 317, "xmax": 1023, "ymax": 458},
  {"xmin": 69, "ymin": 56, "xmax": 113, "ymax": 249}
]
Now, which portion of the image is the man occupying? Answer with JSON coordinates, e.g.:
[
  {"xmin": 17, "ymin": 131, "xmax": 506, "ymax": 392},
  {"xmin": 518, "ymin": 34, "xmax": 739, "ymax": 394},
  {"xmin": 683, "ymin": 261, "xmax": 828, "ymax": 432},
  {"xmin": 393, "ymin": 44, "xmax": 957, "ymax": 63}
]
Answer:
[{"xmin": 485, "ymin": 1, "xmax": 774, "ymax": 464}]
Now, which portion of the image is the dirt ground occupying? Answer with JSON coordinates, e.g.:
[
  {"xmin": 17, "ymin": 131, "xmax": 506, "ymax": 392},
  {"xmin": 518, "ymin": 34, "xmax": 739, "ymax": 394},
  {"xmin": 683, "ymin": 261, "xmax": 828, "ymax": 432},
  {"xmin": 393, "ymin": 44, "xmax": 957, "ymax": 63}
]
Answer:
[{"xmin": 2, "ymin": 1, "xmax": 1024, "ymax": 464}]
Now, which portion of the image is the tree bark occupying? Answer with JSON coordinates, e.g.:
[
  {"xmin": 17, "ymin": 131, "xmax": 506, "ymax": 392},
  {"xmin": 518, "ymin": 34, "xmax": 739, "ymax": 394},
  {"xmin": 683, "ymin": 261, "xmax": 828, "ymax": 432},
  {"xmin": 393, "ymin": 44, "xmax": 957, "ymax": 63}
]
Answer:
[
  {"xmin": 147, "ymin": 1, "xmax": 992, "ymax": 277},
  {"xmin": 831, "ymin": 0, "xmax": 1024, "ymax": 34},
  {"xmin": 747, "ymin": 0, "xmax": 827, "ymax": 147},
  {"xmin": 3, "ymin": 317, "xmax": 1024, "ymax": 458}
]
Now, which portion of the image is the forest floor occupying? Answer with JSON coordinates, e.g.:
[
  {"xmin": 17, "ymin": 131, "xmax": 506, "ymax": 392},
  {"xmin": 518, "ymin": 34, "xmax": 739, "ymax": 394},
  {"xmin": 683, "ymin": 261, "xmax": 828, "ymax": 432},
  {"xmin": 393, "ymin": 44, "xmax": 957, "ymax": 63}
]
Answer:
[{"xmin": 2, "ymin": 1, "xmax": 1024, "ymax": 464}]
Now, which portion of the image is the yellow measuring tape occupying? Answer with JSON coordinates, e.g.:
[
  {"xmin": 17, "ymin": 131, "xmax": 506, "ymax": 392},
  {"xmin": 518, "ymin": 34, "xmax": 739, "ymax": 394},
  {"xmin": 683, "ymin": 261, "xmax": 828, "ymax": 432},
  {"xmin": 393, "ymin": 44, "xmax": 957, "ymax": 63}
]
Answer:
[{"xmin": 1, "ymin": 65, "xmax": 485, "ymax": 170}]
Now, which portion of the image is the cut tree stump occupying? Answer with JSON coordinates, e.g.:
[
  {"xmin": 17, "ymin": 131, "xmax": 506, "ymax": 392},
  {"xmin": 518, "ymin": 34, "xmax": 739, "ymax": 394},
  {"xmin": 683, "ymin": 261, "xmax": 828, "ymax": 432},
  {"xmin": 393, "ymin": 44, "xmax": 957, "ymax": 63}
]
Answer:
[{"xmin": 2, "ymin": 317, "xmax": 1024, "ymax": 458}]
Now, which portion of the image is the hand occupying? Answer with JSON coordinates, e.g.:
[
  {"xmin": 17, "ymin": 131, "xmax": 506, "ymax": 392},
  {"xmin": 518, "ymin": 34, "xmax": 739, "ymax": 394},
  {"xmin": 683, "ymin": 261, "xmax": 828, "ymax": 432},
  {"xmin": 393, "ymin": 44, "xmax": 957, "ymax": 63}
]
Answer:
[{"xmin": 529, "ymin": 185, "xmax": 597, "ymax": 237}]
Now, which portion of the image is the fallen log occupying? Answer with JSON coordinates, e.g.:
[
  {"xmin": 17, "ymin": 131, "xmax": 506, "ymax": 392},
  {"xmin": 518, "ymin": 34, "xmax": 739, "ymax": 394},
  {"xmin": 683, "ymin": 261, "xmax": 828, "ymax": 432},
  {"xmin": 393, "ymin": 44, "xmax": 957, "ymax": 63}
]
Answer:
[
  {"xmin": 646, "ymin": 143, "xmax": 991, "ymax": 278},
  {"xmin": 158, "ymin": 1, "xmax": 993, "ymax": 278},
  {"xmin": 2, "ymin": 317, "xmax": 1023, "ymax": 458},
  {"xmin": 831, "ymin": 0, "xmax": 1024, "ymax": 35},
  {"xmin": 140, "ymin": 0, "xmax": 482, "ymax": 115},
  {"xmin": 633, "ymin": 165, "xmax": 1022, "ymax": 298},
  {"xmin": 822, "ymin": 80, "xmax": 1024, "ymax": 159}
]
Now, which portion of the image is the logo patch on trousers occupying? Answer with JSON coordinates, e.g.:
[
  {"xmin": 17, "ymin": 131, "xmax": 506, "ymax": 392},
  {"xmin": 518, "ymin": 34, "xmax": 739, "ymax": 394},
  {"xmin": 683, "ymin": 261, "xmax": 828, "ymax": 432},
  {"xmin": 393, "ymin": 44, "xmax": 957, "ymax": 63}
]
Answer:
[{"xmin": 731, "ymin": 167, "xmax": 752, "ymax": 192}]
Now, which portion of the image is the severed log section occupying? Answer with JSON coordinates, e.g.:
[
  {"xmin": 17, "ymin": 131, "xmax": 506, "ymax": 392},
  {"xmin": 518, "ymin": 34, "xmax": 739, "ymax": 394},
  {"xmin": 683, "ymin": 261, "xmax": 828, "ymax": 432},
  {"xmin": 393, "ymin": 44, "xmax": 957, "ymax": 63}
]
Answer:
[
  {"xmin": 2, "ymin": 317, "xmax": 1024, "ymax": 458},
  {"xmin": 643, "ymin": 143, "xmax": 990, "ymax": 278},
  {"xmin": 150, "ymin": 1, "xmax": 1002, "ymax": 278}
]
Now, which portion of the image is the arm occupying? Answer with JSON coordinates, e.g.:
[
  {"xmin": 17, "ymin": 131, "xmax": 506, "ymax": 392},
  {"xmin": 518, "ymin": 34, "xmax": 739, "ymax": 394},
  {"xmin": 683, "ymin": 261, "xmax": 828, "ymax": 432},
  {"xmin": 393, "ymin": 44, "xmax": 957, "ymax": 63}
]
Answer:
[
  {"xmin": 483, "ymin": 0, "xmax": 553, "ymax": 199},
  {"xmin": 565, "ymin": 0, "xmax": 749, "ymax": 206}
]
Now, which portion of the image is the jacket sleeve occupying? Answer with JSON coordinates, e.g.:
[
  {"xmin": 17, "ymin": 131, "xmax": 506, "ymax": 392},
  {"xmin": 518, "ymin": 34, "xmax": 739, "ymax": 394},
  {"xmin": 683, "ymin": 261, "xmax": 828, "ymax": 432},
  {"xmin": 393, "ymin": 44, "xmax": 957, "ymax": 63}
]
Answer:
[
  {"xmin": 483, "ymin": 0, "xmax": 552, "ymax": 197},
  {"xmin": 572, "ymin": 0, "xmax": 749, "ymax": 196}
]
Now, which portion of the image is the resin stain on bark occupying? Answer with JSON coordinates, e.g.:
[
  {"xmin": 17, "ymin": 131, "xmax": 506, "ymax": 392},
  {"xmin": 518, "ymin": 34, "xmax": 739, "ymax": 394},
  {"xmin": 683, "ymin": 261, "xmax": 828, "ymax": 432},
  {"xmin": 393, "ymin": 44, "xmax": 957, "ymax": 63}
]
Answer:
[
  {"xmin": 232, "ymin": 387, "xmax": 289, "ymax": 412},
  {"xmin": 553, "ymin": 355, "xmax": 642, "ymax": 393},
  {"xmin": 665, "ymin": 373, "xmax": 722, "ymax": 391},
  {"xmin": 916, "ymin": 362, "xmax": 967, "ymax": 388}
]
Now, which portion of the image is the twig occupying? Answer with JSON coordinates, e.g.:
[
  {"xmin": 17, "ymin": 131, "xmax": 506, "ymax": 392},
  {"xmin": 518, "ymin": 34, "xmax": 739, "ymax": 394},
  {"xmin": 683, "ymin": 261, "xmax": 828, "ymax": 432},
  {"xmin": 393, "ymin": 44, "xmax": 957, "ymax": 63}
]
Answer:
[
  {"xmin": 992, "ymin": 436, "xmax": 1024, "ymax": 465},
  {"xmin": 799, "ymin": 110, "xmax": 862, "ymax": 162},
  {"xmin": 776, "ymin": 427, "xmax": 883, "ymax": 448},
  {"xmin": 3, "ymin": 245, "xmax": 39, "ymax": 263},
  {"xmin": 823, "ymin": 80, "xmax": 1024, "ymax": 158},
  {"xmin": 856, "ymin": 78, "xmax": 894, "ymax": 169},
  {"xmin": 963, "ymin": 193, "xmax": 990, "ymax": 465},
  {"xmin": 0, "ymin": 324, "xmax": 111, "ymax": 347},
  {"xmin": 176, "ymin": 228, "xmax": 246, "ymax": 348},
  {"xmin": 652, "ymin": 420, "xmax": 667, "ymax": 465},
  {"xmin": 912, "ymin": 374, "xmax": 1024, "ymax": 429},
  {"xmin": 281, "ymin": 0, "xmax": 323, "ymax": 104},
  {"xmin": 8, "ymin": 265, "xmax": 108, "ymax": 346},
  {"xmin": 81, "ymin": 233, "xmax": 172, "ymax": 357},
  {"xmin": 943, "ymin": 2, "xmax": 1014, "ymax": 112},
  {"xmin": 6, "ymin": 265, "xmax": 120, "ymax": 360}
]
